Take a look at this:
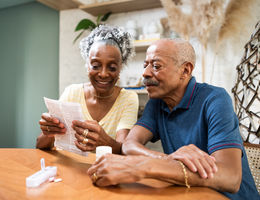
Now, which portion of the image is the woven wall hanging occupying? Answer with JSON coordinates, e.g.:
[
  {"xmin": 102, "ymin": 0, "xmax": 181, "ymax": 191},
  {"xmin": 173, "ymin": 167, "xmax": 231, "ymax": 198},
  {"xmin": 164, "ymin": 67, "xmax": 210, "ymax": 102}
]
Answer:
[{"xmin": 232, "ymin": 21, "xmax": 260, "ymax": 144}]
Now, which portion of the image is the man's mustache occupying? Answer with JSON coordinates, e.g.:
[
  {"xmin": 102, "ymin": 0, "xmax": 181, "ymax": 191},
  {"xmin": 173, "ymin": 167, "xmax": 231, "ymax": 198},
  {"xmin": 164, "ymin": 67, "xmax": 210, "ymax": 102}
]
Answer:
[{"xmin": 143, "ymin": 78, "xmax": 159, "ymax": 86}]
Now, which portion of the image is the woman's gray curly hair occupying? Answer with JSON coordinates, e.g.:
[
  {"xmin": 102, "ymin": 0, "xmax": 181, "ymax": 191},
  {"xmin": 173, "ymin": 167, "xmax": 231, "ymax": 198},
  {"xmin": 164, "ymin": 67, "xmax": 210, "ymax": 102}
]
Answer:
[{"xmin": 79, "ymin": 25, "xmax": 135, "ymax": 65}]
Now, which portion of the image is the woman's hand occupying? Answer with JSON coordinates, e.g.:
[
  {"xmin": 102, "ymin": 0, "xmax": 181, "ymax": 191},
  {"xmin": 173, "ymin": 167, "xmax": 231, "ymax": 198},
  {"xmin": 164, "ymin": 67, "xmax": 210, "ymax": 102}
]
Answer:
[
  {"xmin": 72, "ymin": 120, "xmax": 119, "ymax": 152},
  {"xmin": 39, "ymin": 113, "xmax": 66, "ymax": 137},
  {"xmin": 167, "ymin": 144, "xmax": 218, "ymax": 179},
  {"xmin": 36, "ymin": 113, "xmax": 66, "ymax": 149}
]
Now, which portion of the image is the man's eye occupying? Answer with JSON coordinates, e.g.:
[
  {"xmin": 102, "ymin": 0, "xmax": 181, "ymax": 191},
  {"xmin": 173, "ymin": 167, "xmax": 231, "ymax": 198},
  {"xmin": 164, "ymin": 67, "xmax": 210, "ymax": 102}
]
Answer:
[
  {"xmin": 143, "ymin": 64, "xmax": 148, "ymax": 68},
  {"xmin": 153, "ymin": 65, "xmax": 160, "ymax": 70}
]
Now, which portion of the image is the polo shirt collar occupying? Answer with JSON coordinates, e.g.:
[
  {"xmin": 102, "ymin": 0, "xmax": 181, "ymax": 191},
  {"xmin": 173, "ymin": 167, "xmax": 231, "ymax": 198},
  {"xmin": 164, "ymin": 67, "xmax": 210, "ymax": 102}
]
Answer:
[{"xmin": 161, "ymin": 76, "xmax": 197, "ymax": 112}]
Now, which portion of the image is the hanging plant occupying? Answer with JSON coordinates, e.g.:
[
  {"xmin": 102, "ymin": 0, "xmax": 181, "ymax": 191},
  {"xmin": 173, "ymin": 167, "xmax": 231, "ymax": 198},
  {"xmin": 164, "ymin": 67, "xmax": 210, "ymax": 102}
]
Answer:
[{"xmin": 73, "ymin": 12, "xmax": 112, "ymax": 43}]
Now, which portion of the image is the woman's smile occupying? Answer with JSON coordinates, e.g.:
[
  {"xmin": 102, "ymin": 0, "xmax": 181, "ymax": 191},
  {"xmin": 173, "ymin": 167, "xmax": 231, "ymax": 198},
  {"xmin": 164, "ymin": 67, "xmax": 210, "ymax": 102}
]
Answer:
[{"xmin": 95, "ymin": 80, "xmax": 113, "ymax": 87}]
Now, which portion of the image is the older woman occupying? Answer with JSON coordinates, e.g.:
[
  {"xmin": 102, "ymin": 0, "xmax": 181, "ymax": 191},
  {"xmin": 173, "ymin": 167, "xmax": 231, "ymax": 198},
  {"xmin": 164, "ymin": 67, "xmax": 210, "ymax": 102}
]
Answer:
[{"xmin": 36, "ymin": 25, "xmax": 139, "ymax": 154}]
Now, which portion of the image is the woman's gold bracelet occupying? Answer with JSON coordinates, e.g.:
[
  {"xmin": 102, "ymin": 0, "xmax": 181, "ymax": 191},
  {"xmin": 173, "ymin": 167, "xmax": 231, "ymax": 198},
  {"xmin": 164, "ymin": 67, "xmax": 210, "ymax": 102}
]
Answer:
[{"xmin": 178, "ymin": 160, "xmax": 191, "ymax": 188}]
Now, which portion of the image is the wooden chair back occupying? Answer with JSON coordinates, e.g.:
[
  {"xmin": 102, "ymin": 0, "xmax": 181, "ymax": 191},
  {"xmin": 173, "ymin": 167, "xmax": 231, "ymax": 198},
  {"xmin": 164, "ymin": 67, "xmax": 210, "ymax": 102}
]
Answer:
[{"xmin": 244, "ymin": 142, "xmax": 260, "ymax": 193}]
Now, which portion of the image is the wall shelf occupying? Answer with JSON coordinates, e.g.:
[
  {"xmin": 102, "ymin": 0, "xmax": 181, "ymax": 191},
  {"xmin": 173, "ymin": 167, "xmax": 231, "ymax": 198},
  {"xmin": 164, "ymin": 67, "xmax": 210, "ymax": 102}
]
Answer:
[
  {"xmin": 78, "ymin": 0, "xmax": 162, "ymax": 16},
  {"xmin": 37, "ymin": 0, "xmax": 80, "ymax": 10},
  {"xmin": 134, "ymin": 89, "xmax": 147, "ymax": 94},
  {"xmin": 125, "ymin": 88, "xmax": 148, "ymax": 94},
  {"xmin": 134, "ymin": 39, "xmax": 159, "ymax": 52}
]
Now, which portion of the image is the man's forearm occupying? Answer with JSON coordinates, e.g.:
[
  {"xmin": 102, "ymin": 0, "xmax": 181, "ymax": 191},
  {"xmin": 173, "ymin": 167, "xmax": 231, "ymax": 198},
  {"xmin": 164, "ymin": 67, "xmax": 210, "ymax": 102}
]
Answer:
[
  {"xmin": 139, "ymin": 151, "xmax": 241, "ymax": 193},
  {"xmin": 122, "ymin": 140, "xmax": 166, "ymax": 158}
]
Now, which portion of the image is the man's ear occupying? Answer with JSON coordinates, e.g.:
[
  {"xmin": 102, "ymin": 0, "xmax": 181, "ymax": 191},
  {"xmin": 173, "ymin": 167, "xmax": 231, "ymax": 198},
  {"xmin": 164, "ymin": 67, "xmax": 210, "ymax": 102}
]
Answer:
[{"xmin": 181, "ymin": 62, "xmax": 194, "ymax": 79}]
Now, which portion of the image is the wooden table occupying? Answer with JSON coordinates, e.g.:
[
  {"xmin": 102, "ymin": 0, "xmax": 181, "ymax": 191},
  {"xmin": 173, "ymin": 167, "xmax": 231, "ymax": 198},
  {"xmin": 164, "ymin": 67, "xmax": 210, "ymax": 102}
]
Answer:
[{"xmin": 0, "ymin": 149, "xmax": 228, "ymax": 200}]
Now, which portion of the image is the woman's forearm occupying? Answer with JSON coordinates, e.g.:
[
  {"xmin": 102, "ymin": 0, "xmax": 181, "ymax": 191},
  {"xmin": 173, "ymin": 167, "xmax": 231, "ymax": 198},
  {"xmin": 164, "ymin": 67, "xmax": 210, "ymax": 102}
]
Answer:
[{"xmin": 36, "ymin": 133, "xmax": 54, "ymax": 149}]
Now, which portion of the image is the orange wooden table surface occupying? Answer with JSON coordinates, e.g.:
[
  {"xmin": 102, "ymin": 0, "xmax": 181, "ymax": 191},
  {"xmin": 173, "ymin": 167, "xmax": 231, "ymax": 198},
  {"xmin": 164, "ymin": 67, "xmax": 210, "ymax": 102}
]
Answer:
[{"xmin": 0, "ymin": 149, "xmax": 228, "ymax": 200}]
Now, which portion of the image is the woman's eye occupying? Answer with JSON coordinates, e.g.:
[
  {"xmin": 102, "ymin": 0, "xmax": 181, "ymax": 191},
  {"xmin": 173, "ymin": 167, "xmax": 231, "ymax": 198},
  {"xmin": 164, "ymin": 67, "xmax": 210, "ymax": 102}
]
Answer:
[
  {"xmin": 108, "ymin": 65, "xmax": 118, "ymax": 72},
  {"xmin": 110, "ymin": 67, "xmax": 117, "ymax": 72},
  {"xmin": 91, "ymin": 65, "xmax": 100, "ymax": 70}
]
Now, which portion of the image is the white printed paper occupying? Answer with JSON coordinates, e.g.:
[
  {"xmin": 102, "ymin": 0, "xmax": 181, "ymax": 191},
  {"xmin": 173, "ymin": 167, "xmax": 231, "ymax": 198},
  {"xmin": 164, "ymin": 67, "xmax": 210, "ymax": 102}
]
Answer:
[{"xmin": 44, "ymin": 97, "xmax": 88, "ymax": 156}]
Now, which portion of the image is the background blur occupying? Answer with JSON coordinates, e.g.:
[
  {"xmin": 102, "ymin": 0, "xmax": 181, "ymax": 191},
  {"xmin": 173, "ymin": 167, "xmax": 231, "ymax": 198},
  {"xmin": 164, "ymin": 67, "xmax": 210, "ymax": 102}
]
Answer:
[{"xmin": 0, "ymin": 0, "xmax": 259, "ymax": 148}]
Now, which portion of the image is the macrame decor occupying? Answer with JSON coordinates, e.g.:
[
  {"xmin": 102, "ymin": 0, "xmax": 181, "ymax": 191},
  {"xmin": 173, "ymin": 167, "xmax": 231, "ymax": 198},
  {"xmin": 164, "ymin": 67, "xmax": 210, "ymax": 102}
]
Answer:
[
  {"xmin": 160, "ymin": 0, "xmax": 259, "ymax": 83},
  {"xmin": 232, "ymin": 21, "xmax": 260, "ymax": 144},
  {"xmin": 160, "ymin": 0, "xmax": 225, "ymax": 82}
]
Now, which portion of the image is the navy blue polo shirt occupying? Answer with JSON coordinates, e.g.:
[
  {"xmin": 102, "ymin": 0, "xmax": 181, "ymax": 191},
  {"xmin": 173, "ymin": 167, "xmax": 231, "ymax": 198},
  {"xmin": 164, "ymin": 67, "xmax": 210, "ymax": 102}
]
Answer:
[{"xmin": 136, "ymin": 77, "xmax": 259, "ymax": 199}]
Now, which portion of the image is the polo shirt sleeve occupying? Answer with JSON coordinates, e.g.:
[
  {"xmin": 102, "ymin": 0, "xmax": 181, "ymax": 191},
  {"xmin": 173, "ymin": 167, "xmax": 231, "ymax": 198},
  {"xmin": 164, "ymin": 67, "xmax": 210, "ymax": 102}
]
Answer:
[
  {"xmin": 136, "ymin": 99, "xmax": 159, "ymax": 142},
  {"xmin": 206, "ymin": 88, "xmax": 243, "ymax": 154},
  {"xmin": 116, "ymin": 91, "xmax": 139, "ymax": 131}
]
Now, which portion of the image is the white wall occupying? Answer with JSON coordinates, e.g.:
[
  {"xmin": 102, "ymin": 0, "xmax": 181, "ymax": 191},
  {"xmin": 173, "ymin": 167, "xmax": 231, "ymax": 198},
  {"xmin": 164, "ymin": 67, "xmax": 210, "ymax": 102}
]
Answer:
[
  {"xmin": 59, "ymin": 8, "xmax": 167, "ymax": 94},
  {"xmin": 60, "ymin": 5, "xmax": 260, "ymax": 148},
  {"xmin": 60, "ymin": 7, "xmax": 259, "ymax": 97},
  {"xmin": 59, "ymin": 9, "xmax": 93, "ymax": 94}
]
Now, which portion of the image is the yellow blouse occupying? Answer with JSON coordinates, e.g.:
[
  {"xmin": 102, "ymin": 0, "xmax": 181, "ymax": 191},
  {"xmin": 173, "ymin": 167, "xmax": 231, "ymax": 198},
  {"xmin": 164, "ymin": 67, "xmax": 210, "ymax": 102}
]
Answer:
[{"xmin": 59, "ymin": 84, "xmax": 139, "ymax": 139}]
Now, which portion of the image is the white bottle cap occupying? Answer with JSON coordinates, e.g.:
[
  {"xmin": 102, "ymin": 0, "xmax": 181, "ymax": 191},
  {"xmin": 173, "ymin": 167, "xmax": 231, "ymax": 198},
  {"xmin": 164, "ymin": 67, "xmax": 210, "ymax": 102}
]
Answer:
[{"xmin": 96, "ymin": 146, "xmax": 112, "ymax": 161}]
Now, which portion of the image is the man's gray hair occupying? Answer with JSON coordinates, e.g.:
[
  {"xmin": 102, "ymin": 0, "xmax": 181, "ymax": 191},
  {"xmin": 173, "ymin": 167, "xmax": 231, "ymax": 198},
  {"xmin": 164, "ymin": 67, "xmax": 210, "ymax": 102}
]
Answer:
[
  {"xmin": 171, "ymin": 38, "xmax": 196, "ymax": 67},
  {"xmin": 79, "ymin": 25, "xmax": 135, "ymax": 65}
]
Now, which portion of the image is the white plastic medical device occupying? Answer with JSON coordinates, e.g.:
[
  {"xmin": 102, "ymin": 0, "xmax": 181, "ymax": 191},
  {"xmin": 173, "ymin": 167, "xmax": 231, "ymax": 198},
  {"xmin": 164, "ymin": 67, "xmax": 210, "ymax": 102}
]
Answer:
[
  {"xmin": 26, "ymin": 158, "xmax": 57, "ymax": 188},
  {"xmin": 96, "ymin": 146, "xmax": 112, "ymax": 161}
]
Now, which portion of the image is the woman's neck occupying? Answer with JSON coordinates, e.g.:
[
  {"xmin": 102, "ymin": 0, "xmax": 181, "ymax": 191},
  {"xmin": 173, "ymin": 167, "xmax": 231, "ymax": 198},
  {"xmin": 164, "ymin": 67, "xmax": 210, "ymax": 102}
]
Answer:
[{"xmin": 94, "ymin": 88, "xmax": 115, "ymax": 99}]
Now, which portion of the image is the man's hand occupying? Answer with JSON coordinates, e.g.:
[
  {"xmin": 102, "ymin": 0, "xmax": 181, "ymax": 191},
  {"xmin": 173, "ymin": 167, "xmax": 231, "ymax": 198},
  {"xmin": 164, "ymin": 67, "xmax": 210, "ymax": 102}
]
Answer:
[
  {"xmin": 87, "ymin": 154, "xmax": 146, "ymax": 187},
  {"xmin": 167, "ymin": 144, "xmax": 218, "ymax": 179}
]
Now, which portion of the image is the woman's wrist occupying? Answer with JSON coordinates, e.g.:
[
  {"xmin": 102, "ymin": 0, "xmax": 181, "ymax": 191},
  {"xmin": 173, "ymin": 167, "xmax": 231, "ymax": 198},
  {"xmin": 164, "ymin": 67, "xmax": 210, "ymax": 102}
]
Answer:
[
  {"xmin": 36, "ymin": 133, "xmax": 54, "ymax": 149},
  {"xmin": 111, "ymin": 140, "xmax": 122, "ymax": 154},
  {"xmin": 102, "ymin": 133, "xmax": 123, "ymax": 154}
]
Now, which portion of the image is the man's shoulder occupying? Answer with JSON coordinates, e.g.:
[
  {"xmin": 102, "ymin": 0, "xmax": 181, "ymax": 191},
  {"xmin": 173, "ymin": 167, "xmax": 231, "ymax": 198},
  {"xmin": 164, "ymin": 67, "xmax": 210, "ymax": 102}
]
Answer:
[
  {"xmin": 194, "ymin": 82, "xmax": 233, "ymax": 113},
  {"xmin": 195, "ymin": 82, "xmax": 229, "ymax": 99}
]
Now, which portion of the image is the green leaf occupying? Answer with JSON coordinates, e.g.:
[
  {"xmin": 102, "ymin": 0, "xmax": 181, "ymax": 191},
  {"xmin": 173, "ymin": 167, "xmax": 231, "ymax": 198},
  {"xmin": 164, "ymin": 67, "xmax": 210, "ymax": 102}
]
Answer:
[
  {"xmin": 73, "ymin": 30, "xmax": 85, "ymax": 44},
  {"xmin": 96, "ymin": 14, "xmax": 102, "ymax": 26},
  {"xmin": 75, "ymin": 19, "xmax": 97, "ymax": 32},
  {"xmin": 101, "ymin": 12, "xmax": 112, "ymax": 22}
]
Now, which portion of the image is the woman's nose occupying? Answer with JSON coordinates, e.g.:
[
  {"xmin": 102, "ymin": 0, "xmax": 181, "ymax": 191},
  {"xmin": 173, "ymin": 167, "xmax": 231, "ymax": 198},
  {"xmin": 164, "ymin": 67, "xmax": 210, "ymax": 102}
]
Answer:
[{"xmin": 98, "ymin": 67, "xmax": 109, "ymax": 78}]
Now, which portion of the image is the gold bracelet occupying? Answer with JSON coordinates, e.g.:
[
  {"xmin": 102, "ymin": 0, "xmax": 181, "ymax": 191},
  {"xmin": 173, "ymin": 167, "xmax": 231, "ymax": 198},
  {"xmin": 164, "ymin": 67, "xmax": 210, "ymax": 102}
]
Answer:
[{"xmin": 178, "ymin": 160, "xmax": 191, "ymax": 188}]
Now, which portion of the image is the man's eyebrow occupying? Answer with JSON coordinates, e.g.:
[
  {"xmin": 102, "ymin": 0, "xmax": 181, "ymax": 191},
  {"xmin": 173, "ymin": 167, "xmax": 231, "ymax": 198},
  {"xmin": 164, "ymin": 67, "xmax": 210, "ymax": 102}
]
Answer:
[
  {"xmin": 144, "ymin": 58, "xmax": 162, "ymax": 63},
  {"xmin": 152, "ymin": 58, "xmax": 162, "ymax": 62}
]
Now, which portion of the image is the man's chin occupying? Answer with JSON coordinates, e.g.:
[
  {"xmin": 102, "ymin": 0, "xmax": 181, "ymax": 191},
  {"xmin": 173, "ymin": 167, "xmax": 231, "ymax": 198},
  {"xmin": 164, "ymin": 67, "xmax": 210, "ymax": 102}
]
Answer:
[
  {"xmin": 148, "ymin": 93, "xmax": 161, "ymax": 99},
  {"xmin": 146, "ymin": 87, "xmax": 160, "ymax": 99}
]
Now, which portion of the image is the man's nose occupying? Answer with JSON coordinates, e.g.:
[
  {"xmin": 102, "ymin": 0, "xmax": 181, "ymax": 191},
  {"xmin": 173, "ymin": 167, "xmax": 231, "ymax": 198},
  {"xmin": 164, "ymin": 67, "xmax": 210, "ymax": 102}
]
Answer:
[{"xmin": 143, "ymin": 64, "xmax": 153, "ymax": 78}]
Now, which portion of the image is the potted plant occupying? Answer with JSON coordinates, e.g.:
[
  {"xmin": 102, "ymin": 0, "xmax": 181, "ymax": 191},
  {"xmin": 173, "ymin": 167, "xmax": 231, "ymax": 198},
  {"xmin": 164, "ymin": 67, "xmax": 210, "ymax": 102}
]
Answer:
[{"xmin": 73, "ymin": 12, "xmax": 112, "ymax": 43}]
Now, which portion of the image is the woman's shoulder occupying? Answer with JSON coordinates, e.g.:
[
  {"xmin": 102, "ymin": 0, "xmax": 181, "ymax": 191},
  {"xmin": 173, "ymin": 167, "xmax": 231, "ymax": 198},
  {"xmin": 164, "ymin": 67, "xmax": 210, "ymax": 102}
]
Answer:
[
  {"xmin": 59, "ymin": 83, "xmax": 84, "ymax": 101},
  {"xmin": 118, "ymin": 88, "xmax": 138, "ymax": 100},
  {"xmin": 62, "ymin": 83, "xmax": 84, "ymax": 94},
  {"xmin": 65, "ymin": 83, "xmax": 84, "ymax": 90}
]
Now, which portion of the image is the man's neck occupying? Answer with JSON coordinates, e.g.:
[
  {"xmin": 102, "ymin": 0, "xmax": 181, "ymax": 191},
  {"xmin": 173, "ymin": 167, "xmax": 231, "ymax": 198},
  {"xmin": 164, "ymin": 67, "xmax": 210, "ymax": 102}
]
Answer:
[{"xmin": 162, "ymin": 78, "xmax": 190, "ymax": 111}]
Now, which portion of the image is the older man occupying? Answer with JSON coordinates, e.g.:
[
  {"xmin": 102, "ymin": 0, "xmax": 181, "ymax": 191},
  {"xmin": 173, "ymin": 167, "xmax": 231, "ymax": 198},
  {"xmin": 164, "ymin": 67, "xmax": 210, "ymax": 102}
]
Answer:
[{"xmin": 88, "ymin": 39, "xmax": 259, "ymax": 200}]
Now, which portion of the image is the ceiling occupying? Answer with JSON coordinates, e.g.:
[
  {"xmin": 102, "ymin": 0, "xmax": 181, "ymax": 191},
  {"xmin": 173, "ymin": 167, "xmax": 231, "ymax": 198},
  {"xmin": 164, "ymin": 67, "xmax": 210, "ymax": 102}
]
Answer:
[
  {"xmin": 0, "ymin": 0, "xmax": 80, "ymax": 11},
  {"xmin": 0, "ymin": 0, "xmax": 36, "ymax": 9}
]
